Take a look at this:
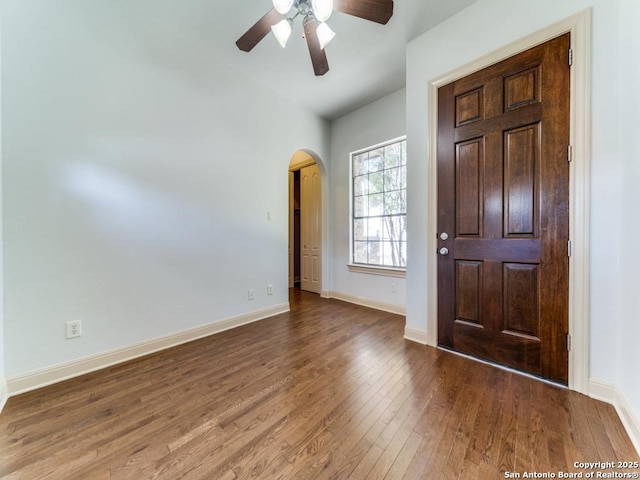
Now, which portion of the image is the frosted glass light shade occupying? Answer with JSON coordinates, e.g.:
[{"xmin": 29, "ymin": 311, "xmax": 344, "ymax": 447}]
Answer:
[
  {"xmin": 312, "ymin": 0, "xmax": 333, "ymax": 22},
  {"xmin": 271, "ymin": 19, "xmax": 292, "ymax": 48},
  {"xmin": 316, "ymin": 22, "xmax": 335, "ymax": 49},
  {"xmin": 272, "ymin": 0, "xmax": 294, "ymax": 14}
]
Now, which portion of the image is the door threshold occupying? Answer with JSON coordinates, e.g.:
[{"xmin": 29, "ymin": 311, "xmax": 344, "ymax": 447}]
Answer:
[{"xmin": 436, "ymin": 346, "xmax": 568, "ymax": 389}]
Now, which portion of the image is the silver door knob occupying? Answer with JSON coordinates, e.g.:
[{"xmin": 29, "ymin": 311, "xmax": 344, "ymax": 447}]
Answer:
[
  {"xmin": 439, "ymin": 247, "xmax": 449, "ymax": 256},
  {"xmin": 439, "ymin": 232, "xmax": 449, "ymax": 241}
]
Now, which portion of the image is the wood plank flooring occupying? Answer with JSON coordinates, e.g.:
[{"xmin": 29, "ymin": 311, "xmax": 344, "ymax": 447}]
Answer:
[{"xmin": 1, "ymin": 290, "xmax": 638, "ymax": 479}]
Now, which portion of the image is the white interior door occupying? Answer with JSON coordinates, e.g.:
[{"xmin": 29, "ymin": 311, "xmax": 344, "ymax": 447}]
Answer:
[
  {"xmin": 288, "ymin": 171, "xmax": 294, "ymax": 289},
  {"xmin": 300, "ymin": 163, "xmax": 321, "ymax": 294}
]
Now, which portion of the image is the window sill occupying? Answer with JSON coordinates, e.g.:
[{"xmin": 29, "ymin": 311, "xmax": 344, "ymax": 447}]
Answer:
[{"xmin": 347, "ymin": 264, "xmax": 406, "ymax": 278}]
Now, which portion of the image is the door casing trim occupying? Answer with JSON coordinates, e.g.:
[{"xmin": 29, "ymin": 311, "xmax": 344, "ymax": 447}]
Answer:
[{"xmin": 425, "ymin": 9, "xmax": 591, "ymax": 393}]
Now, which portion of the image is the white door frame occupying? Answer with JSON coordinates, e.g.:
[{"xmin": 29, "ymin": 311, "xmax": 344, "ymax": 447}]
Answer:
[{"xmin": 425, "ymin": 9, "xmax": 591, "ymax": 393}]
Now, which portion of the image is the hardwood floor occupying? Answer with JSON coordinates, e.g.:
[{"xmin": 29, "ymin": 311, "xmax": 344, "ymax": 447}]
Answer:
[{"xmin": 1, "ymin": 290, "xmax": 637, "ymax": 479}]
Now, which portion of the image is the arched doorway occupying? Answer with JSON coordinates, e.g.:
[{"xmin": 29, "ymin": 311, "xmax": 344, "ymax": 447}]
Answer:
[{"xmin": 289, "ymin": 151, "xmax": 322, "ymax": 294}]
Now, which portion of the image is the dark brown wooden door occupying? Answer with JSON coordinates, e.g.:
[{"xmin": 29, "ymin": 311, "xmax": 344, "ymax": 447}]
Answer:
[{"xmin": 437, "ymin": 34, "xmax": 571, "ymax": 384}]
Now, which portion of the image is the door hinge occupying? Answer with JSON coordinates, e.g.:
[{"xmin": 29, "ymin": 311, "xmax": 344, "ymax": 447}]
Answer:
[
  {"xmin": 568, "ymin": 240, "xmax": 572, "ymax": 257},
  {"xmin": 568, "ymin": 145, "xmax": 573, "ymax": 163},
  {"xmin": 568, "ymin": 48, "xmax": 573, "ymax": 66},
  {"xmin": 567, "ymin": 334, "xmax": 572, "ymax": 351}
]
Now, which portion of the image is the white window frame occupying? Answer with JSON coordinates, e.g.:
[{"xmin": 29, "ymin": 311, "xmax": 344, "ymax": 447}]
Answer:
[{"xmin": 349, "ymin": 136, "xmax": 407, "ymax": 277}]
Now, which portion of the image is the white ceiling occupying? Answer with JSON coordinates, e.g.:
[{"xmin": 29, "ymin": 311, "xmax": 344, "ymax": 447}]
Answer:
[{"xmin": 124, "ymin": 0, "xmax": 480, "ymax": 120}]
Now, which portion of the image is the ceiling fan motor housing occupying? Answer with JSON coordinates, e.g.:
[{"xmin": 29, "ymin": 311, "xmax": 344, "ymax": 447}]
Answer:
[{"xmin": 296, "ymin": 0, "xmax": 312, "ymax": 16}]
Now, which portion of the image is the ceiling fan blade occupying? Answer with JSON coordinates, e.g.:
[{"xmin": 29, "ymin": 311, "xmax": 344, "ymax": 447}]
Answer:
[
  {"xmin": 236, "ymin": 8, "xmax": 283, "ymax": 52},
  {"xmin": 303, "ymin": 17, "xmax": 330, "ymax": 76},
  {"xmin": 333, "ymin": 0, "xmax": 394, "ymax": 25}
]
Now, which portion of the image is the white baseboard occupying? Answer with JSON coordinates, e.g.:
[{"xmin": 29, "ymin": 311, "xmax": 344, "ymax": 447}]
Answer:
[
  {"xmin": 589, "ymin": 378, "xmax": 640, "ymax": 456},
  {"xmin": 0, "ymin": 377, "xmax": 8, "ymax": 414},
  {"xmin": 588, "ymin": 378, "xmax": 617, "ymax": 403},
  {"xmin": 7, "ymin": 303, "xmax": 289, "ymax": 397},
  {"xmin": 404, "ymin": 326, "xmax": 429, "ymax": 345},
  {"xmin": 329, "ymin": 291, "xmax": 406, "ymax": 316},
  {"xmin": 616, "ymin": 390, "xmax": 640, "ymax": 456}
]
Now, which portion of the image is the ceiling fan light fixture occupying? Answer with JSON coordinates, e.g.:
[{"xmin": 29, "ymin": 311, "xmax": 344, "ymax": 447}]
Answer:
[
  {"xmin": 311, "ymin": 0, "xmax": 333, "ymax": 22},
  {"xmin": 316, "ymin": 22, "xmax": 335, "ymax": 49},
  {"xmin": 236, "ymin": 0, "xmax": 395, "ymax": 76},
  {"xmin": 271, "ymin": 18, "xmax": 293, "ymax": 48},
  {"xmin": 272, "ymin": 0, "xmax": 294, "ymax": 15}
]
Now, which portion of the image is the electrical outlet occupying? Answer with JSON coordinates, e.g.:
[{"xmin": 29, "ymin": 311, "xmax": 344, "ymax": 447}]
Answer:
[
  {"xmin": 391, "ymin": 282, "xmax": 397, "ymax": 293},
  {"xmin": 248, "ymin": 289, "xmax": 255, "ymax": 300},
  {"xmin": 267, "ymin": 284, "xmax": 274, "ymax": 295},
  {"xmin": 66, "ymin": 320, "xmax": 82, "ymax": 339}
]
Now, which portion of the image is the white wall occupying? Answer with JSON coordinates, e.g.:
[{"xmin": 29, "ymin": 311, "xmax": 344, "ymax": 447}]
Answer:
[
  {"xmin": 0, "ymin": 3, "xmax": 7, "ymax": 411},
  {"xmin": 2, "ymin": 0, "xmax": 327, "ymax": 382},
  {"xmin": 406, "ymin": 0, "xmax": 639, "ymax": 445},
  {"xmin": 329, "ymin": 89, "xmax": 406, "ymax": 313},
  {"xmin": 616, "ymin": 0, "xmax": 640, "ymax": 448}
]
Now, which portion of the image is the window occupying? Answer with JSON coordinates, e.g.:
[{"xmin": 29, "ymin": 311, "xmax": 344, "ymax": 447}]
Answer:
[{"xmin": 351, "ymin": 137, "xmax": 407, "ymax": 270}]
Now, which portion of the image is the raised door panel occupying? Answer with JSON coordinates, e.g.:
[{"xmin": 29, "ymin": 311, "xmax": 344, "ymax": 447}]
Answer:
[
  {"xmin": 456, "ymin": 139, "xmax": 484, "ymax": 237},
  {"xmin": 503, "ymin": 263, "xmax": 540, "ymax": 339},
  {"xmin": 455, "ymin": 260, "xmax": 483, "ymax": 326},
  {"xmin": 504, "ymin": 124, "xmax": 539, "ymax": 237}
]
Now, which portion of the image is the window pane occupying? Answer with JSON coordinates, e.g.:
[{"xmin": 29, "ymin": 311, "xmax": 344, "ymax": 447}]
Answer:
[
  {"xmin": 354, "ymin": 241, "xmax": 368, "ymax": 263},
  {"xmin": 368, "ymin": 149, "xmax": 384, "ymax": 172},
  {"xmin": 384, "ymin": 166, "xmax": 405, "ymax": 192},
  {"xmin": 368, "ymin": 240, "xmax": 382, "ymax": 265},
  {"xmin": 368, "ymin": 172, "xmax": 383, "ymax": 194},
  {"xmin": 354, "ymin": 195, "xmax": 367, "ymax": 217},
  {"xmin": 384, "ymin": 143, "xmax": 402, "ymax": 168},
  {"xmin": 367, "ymin": 217, "xmax": 383, "ymax": 240},
  {"xmin": 369, "ymin": 193, "xmax": 384, "ymax": 216},
  {"xmin": 381, "ymin": 241, "xmax": 392, "ymax": 265},
  {"xmin": 397, "ymin": 241, "xmax": 407, "ymax": 266},
  {"xmin": 383, "ymin": 167, "xmax": 398, "ymax": 191},
  {"xmin": 383, "ymin": 240, "xmax": 407, "ymax": 266},
  {"xmin": 353, "ymin": 218, "xmax": 367, "ymax": 241},
  {"xmin": 353, "ymin": 153, "xmax": 368, "ymax": 176},
  {"xmin": 353, "ymin": 175, "xmax": 368, "ymax": 196},
  {"xmin": 381, "ymin": 215, "xmax": 403, "ymax": 240},
  {"xmin": 384, "ymin": 190, "xmax": 406, "ymax": 215}
]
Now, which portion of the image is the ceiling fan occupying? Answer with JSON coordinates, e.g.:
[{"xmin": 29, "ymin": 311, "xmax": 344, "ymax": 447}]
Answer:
[{"xmin": 236, "ymin": 0, "xmax": 394, "ymax": 76}]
